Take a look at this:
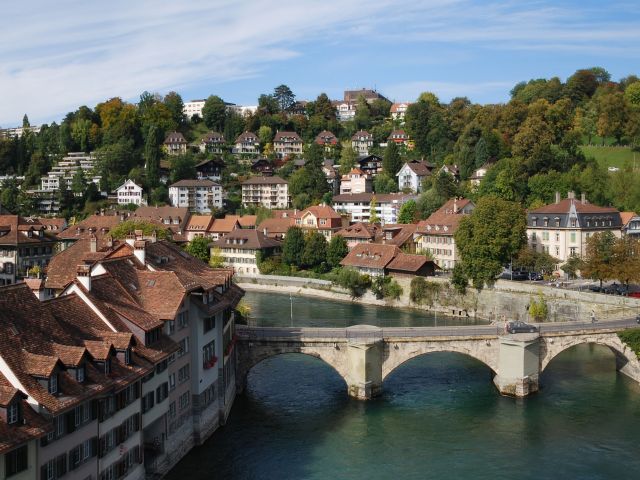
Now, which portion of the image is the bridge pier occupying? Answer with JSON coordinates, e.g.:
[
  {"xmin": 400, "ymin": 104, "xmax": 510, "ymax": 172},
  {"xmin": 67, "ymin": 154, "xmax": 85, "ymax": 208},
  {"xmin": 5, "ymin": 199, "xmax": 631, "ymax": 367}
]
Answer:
[
  {"xmin": 493, "ymin": 334, "xmax": 540, "ymax": 397},
  {"xmin": 346, "ymin": 326, "xmax": 383, "ymax": 400}
]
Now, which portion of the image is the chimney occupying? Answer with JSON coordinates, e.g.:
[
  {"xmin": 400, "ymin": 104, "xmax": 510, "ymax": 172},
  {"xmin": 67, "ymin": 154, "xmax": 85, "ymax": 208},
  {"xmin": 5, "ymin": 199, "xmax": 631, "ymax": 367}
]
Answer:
[
  {"xmin": 77, "ymin": 264, "xmax": 91, "ymax": 291},
  {"xmin": 134, "ymin": 229, "xmax": 143, "ymax": 241},
  {"xmin": 125, "ymin": 233, "xmax": 136, "ymax": 247},
  {"xmin": 568, "ymin": 191, "xmax": 575, "ymax": 200},
  {"xmin": 581, "ymin": 192, "xmax": 586, "ymax": 204},
  {"xmin": 555, "ymin": 192, "xmax": 561, "ymax": 204},
  {"xmin": 453, "ymin": 197, "xmax": 458, "ymax": 214},
  {"xmin": 105, "ymin": 235, "xmax": 113, "ymax": 248},
  {"xmin": 89, "ymin": 234, "xmax": 97, "ymax": 253},
  {"xmin": 263, "ymin": 228, "xmax": 268, "ymax": 236},
  {"xmin": 133, "ymin": 240, "xmax": 146, "ymax": 265}
]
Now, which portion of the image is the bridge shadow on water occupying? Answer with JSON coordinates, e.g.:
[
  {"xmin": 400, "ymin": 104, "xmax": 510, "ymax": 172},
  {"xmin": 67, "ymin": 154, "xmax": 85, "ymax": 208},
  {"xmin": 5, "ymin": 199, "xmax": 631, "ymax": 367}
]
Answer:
[{"xmin": 167, "ymin": 348, "xmax": 640, "ymax": 480}]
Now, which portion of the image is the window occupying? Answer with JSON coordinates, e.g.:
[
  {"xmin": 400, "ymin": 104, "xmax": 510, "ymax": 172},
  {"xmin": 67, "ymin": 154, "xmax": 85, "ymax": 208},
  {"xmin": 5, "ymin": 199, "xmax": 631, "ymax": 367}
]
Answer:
[
  {"xmin": 167, "ymin": 320, "xmax": 175, "ymax": 335},
  {"xmin": 5, "ymin": 445, "xmax": 28, "ymax": 477},
  {"xmin": 178, "ymin": 337, "xmax": 189, "ymax": 357},
  {"xmin": 75, "ymin": 405, "xmax": 82, "ymax": 426},
  {"xmin": 6, "ymin": 402, "xmax": 19, "ymax": 425},
  {"xmin": 142, "ymin": 392, "xmax": 155, "ymax": 413},
  {"xmin": 204, "ymin": 316, "xmax": 215, "ymax": 333},
  {"xmin": 168, "ymin": 373, "xmax": 176, "ymax": 391},
  {"xmin": 179, "ymin": 391, "xmax": 190, "ymax": 411},
  {"xmin": 56, "ymin": 415, "xmax": 64, "ymax": 436},
  {"xmin": 571, "ymin": 218, "xmax": 576, "ymax": 227},
  {"xmin": 168, "ymin": 402, "xmax": 176, "ymax": 419},
  {"xmin": 104, "ymin": 358, "xmax": 111, "ymax": 374},
  {"xmin": 555, "ymin": 233, "xmax": 560, "ymax": 242},
  {"xmin": 76, "ymin": 365, "xmax": 85, "ymax": 383},
  {"xmin": 203, "ymin": 341, "xmax": 216, "ymax": 369},
  {"xmin": 177, "ymin": 311, "xmax": 189, "ymax": 329},
  {"xmin": 178, "ymin": 365, "xmax": 190, "ymax": 383},
  {"xmin": 82, "ymin": 439, "xmax": 91, "ymax": 460},
  {"xmin": 48, "ymin": 374, "xmax": 58, "ymax": 394},
  {"xmin": 156, "ymin": 359, "xmax": 168, "ymax": 374},
  {"xmin": 156, "ymin": 383, "xmax": 169, "ymax": 403},
  {"xmin": 570, "ymin": 232, "xmax": 576, "ymax": 243}
]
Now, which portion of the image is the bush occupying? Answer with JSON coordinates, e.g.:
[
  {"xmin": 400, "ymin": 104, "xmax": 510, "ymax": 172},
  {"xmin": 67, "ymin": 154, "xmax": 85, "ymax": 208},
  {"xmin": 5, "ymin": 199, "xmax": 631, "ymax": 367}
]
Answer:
[
  {"xmin": 335, "ymin": 268, "xmax": 371, "ymax": 298},
  {"xmin": 618, "ymin": 329, "xmax": 640, "ymax": 358},
  {"xmin": 410, "ymin": 277, "xmax": 441, "ymax": 305},
  {"xmin": 528, "ymin": 293, "xmax": 548, "ymax": 321},
  {"xmin": 372, "ymin": 276, "xmax": 403, "ymax": 300}
]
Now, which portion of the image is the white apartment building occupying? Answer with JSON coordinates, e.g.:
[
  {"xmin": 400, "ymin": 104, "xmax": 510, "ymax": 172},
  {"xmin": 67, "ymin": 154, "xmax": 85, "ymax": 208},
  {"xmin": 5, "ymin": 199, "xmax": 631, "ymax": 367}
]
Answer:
[
  {"xmin": 183, "ymin": 100, "xmax": 206, "ymax": 119},
  {"xmin": 241, "ymin": 176, "xmax": 289, "ymax": 209},
  {"xmin": 116, "ymin": 179, "xmax": 144, "ymax": 206},
  {"xmin": 233, "ymin": 132, "xmax": 260, "ymax": 156},
  {"xmin": 169, "ymin": 179, "xmax": 223, "ymax": 213},
  {"xmin": 332, "ymin": 193, "xmax": 418, "ymax": 225},
  {"xmin": 396, "ymin": 161, "xmax": 434, "ymax": 193},
  {"xmin": 390, "ymin": 103, "xmax": 411, "ymax": 121},
  {"xmin": 527, "ymin": 192, "xmax": 623, "ymax": 263},
  {"xmin": 41, "ymin": 152, "xmax": 101, "ymax": 191}
]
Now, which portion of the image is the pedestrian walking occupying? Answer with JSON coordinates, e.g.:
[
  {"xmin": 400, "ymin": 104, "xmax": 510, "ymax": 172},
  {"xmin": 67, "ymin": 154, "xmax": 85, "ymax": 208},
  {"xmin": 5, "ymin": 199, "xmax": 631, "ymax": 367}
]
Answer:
[{"xmin": 591, "ymin": 310, "xmax": 596, "ymax": 323}]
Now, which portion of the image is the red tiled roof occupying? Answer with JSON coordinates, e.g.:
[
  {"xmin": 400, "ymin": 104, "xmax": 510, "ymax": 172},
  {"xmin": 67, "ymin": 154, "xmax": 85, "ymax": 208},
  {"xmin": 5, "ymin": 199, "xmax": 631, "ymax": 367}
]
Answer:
[
  {"xmin": 209, "ymin": 216, "xmax": 240, "ymax": 234},
  {"xmin": 416, "ymin": 198, "xmax": 474, "ymax": 235},
  {"xmin": 529, "ymin": 198, "xmax": 620, "ymax": 215},
  {"xmin": 211, "ymin": 229, "xmax": 282, "ymax": 250},
  {"xmin": 335, "ymin": 222, "xmax": 381, "ymax": 239},
  {"xmin": 340, "ymin": 243, "xmax": 399, "ymax": 269},
  {"xmin": 186, "ymin": 215, "xmax": 214, "ymax": 232},
  {"xmin": 387, "ymin": 252, "xmax": 429, "ymax": 273},
  {"xmin": 273, "ymin": 131, "xmax": 302, "ymax": 143}
]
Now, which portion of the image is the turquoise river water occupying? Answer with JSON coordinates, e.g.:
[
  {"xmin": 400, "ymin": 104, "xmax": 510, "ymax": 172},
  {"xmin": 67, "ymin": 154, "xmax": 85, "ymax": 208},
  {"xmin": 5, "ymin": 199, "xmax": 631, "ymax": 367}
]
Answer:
[{"xmin": 167, "ymin": 291, "xmax": 640, "ymax": 480}]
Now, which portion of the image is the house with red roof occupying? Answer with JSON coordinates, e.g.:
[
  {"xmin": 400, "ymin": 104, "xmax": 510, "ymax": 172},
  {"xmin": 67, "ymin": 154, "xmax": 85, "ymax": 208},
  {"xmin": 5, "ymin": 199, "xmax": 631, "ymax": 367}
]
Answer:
[
  {"xmin": 415, "ymin": 198, "xmax": 475, "ymax": 269},
  {"xmin": 294, "ymin": 205, "xmax": 345, "ymax": 240},
  {"xmin": 527, "ymin": 191, "xmax": 622, "ymax": 262}
]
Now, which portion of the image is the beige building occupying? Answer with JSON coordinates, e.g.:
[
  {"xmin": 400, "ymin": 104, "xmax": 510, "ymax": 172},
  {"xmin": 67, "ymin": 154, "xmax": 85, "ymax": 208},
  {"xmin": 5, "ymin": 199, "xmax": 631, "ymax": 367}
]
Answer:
[
  {"xmin": 273, "ymin": 131, "xmax": 303, "ymax": 159},
  {"xmin": 233, "ymin": 132, "xmax": 260, "ymax": 156},
  {"xmin": 415, "ymin": 198, "xmax": 475, "ymax": 269},
  {"xmin": 527, "ymin": 192, "xmax": 622, "ymax": 263},
  {"xmin": 351, "ymin": 130, "xmax": 373, "ymax": 156},
  {"xmin": 340, "ymin": 168, "xmax": 372, "ymax": 195},
  {"xmin": 163, "ymin": 132, "xmax": 188, "ymax": 156},
  {"xmin": 210, "ymin": 230, "xmax": 282, "ymax": 276},
  {"xmin": 241, "ymin": 176, "xmax": 289, "ymax": 209}
]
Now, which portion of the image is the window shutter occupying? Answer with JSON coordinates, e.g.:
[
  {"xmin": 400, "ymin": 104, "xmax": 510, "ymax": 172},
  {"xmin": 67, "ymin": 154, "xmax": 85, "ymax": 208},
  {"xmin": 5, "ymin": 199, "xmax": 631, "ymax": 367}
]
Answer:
[
  {"xmin": 99, "ymin": 436, "xmax": 106, "ymax": 458},
  {"xmin": 134, "ymin": 413, "xmax": 140, "ymax": 431},
  {"xmin": 91, "ymin": 437, "xmax": 98, "ymax": 457},
  {"xmin": 91, "ymin": 400, "xmax": 98, "ymax": 420},
  {"xmin": 66, "ymin": 411, "xmax": 75, "ymax": 433},
  {"xmin": 57, "ymin": 453, "xmax": 67, "ymax": 476},
  {"xmin": 41, "ymin": 465, "xmax": 48, "ymax": 480}
]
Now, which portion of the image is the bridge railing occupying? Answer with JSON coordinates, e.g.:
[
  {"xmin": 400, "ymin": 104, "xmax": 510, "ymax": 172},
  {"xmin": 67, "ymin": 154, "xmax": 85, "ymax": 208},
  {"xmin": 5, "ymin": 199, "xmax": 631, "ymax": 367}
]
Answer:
[{"xmin": 237, "ymin": 316, "xmax": 639, "ymax": 340}]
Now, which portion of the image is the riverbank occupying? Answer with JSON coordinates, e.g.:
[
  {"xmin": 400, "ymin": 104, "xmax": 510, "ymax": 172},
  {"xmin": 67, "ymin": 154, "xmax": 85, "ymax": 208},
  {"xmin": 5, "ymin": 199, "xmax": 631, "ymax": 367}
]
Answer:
[{"xmin": 236, "ymin": 274, "xmax": 640, "ymax": 323}]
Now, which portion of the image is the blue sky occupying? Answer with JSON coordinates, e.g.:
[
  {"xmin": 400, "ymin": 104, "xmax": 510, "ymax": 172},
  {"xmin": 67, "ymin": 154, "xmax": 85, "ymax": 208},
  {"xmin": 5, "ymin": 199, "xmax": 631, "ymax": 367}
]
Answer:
[{"xmin": 2, "ymin": 0, "xmax": 640, "ymax": 126}]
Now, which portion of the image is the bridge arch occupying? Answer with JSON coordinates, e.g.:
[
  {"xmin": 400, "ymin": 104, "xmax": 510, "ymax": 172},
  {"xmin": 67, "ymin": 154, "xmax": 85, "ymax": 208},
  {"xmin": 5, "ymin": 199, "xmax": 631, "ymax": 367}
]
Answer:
[
  {"xmin": 237, "ymin": 342, "xmax": 350, "ymax": 388},
  {"xmin": 540, "ymin": 334, "xmax": 640, "ymax": 376},
  {"xmin": 382, "ymin": 341, "xmax": 499, "ymax": 382}
]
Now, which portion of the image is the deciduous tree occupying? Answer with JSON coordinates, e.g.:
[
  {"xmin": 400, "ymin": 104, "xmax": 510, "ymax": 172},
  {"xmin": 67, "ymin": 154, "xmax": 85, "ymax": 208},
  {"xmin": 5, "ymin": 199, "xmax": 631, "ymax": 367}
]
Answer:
[
  {"xmin": 327, "ymin": 235, "xmax": 349, "ymax": 268},
  {"xmin": 282, "ymin": 226, "xmax": 305, "ymax": 267}
]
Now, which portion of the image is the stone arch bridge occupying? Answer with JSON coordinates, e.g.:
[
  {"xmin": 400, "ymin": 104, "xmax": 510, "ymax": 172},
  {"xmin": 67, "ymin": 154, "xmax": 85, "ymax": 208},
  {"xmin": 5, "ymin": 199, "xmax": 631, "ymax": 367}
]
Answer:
[{"xmin": 236, "ymin": 319, "xmax": 640, "ymax": 399}]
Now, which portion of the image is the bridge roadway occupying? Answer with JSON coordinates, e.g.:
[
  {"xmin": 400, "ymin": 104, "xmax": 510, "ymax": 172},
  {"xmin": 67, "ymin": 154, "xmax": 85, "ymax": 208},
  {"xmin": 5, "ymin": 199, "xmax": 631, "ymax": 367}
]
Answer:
[{"xmin": 236, "ymin": 317, "xmax": 640, "ymax": 399}]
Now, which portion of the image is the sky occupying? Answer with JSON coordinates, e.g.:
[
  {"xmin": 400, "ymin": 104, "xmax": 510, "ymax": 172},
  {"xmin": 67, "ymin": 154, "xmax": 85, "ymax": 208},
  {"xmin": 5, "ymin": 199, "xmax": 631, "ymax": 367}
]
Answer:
[{"xmin": 1, "ymin": 0, "xmax": 640, "ymax": 126}]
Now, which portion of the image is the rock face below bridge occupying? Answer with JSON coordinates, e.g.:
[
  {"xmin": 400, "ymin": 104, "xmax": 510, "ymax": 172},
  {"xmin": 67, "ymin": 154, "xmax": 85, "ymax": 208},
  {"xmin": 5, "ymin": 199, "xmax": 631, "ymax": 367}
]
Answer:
[{"xmin": 237, "ymin": 326, "xmax": 640, "ymax": 400}]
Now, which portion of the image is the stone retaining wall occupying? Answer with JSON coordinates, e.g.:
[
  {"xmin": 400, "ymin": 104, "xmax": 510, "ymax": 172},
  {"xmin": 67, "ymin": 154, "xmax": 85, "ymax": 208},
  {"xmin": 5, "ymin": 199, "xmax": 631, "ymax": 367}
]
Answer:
[{"xmin": 237, "ymin": 274, "xmax": 640, "ymax": 323}]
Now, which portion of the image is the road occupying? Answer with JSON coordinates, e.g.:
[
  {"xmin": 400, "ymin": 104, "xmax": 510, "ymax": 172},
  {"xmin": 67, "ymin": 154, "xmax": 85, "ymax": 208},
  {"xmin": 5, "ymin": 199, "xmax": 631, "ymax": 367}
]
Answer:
[{"xmin": 236, "ymin": 316, "xmax": 640, "ymax": 340}]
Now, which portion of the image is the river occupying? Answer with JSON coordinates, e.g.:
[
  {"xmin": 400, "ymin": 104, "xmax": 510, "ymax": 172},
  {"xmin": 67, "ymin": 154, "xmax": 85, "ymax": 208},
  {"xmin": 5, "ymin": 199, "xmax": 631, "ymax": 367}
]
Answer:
[{"xmin": 167, "ymin": 292, "xmax": 640, "ymax": 480}]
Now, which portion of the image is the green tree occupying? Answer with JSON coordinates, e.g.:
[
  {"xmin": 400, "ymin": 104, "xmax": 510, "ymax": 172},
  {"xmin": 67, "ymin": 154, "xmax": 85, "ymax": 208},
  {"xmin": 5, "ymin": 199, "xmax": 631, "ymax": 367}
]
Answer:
[
  {"xmin": 0, "ymin": 179, "xmax": 20, "ymax": 213},
  {"xmin": 353, "ymin": 95, "xmax": 372, "ymax": 130},
  {"xmin": 22, "ymin": 114, "xmax": 30, "ymax": 128},
  {"xmin": 398, "ymin": 199, "xmax": 417, "ymax": 224},
  {"xmin": 209, "ymin": 247, "xmax": 225, "ymax": 268},
  {"xmin": 184, "ymin": 236, "xmax": 211, "ymax": 262},
  {"xmin": 282, "ymin": 226, "xmax": 305, "ymax": 267},
  {"xmin": 202, "ymin": 95, "xmax": 227, "ymax": 131},
  {"xmin": 257, "ymin": 125, "xmax": 273, "ymax": 146},
  {"xmin": 163, "ymin": 91, "xmax": 186, "ymax": 127},
  {"xmin": 144, "ymin": 125, "xmax": 162, "ymax": 187},
  {"xmin": 71, "ymin": 168, "xmax": 87, "ymax": 196},
  {"xmin": 109, "ymin": 220, "xmax": 170, "ymax": 240},
  {"xmin": 454, "ymin": 196, "xmax": 527, "ymax": 290},
  {"xmin": 625, "ymin": 82, "xmax": 640, "ymax": 107},
  {"xmin": 327, "ymin": 235, "xmax": 349, "ymax": 268},
  {"xmin": 273, "ymin": 85, "xmax": 296, "ymax": 111},
  {"xmin": 339, "ymin": 146, "xmax": 358, "ymax": 175},
  {"xmin": 170, "ymin": 155, "xmax": 196, "ymax": 184},
  {"xmin": 369, "ymin": 195, "xmax": 380, "ymax": 224},
  {"xmin": 302, "ymin": 231, "xmax": 328, "ymax": 270},
  {"xmin": 581, "ymin": 231, "xmax": 616, "ymax": 287},
  {"xmin": 335, "ymin": 268, "xmax": 371, "ymax": 298},
  {"xmin": 373, "ymin": 173, "xmax": 397, "ymax": 194},
  {"xmin": 383, "ymin": 140, "xmax": 402, "ymax": 177},
  {"xmin": 610, "ymin": 236, "xmax": 640, "ymax": 288}
]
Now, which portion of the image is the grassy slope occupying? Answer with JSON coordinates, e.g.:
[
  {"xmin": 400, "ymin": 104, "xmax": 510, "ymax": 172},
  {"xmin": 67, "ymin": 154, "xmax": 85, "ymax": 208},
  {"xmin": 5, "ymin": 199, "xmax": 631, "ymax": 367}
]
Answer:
[{"xmin": 580, "ymin": 145, "xmax": 638, "ymax": 169}]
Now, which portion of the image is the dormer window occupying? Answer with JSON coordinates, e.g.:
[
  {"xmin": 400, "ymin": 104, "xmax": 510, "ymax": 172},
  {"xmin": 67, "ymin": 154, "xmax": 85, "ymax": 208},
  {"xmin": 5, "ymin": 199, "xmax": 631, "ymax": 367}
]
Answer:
[
  {"xmin": 48, "ymin": 374, "xmax": 58, "ymax": 394},
  {"xmin": 104, "ymin": 358, "xmax": 112, "ymax": 374},
  {"xmin": 7, "ymin": 402, "xmax": 19, "ymax": 425},
  {"xmin": 76, "ymin": 364, "xmax": 85, "ymax": 383},
  {"xmin": 124, "ymin": 348, "xmax": 131, "ymax": 365}
]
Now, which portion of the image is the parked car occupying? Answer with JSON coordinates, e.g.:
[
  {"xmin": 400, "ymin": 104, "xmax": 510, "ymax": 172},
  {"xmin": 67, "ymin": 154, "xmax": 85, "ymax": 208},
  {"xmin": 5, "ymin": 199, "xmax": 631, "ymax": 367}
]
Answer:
[
  {"xmin": 528, "ymin": 272, "xmax": 544, "ymax": 281},
  {"xmin": 587, "ymin": 284, "xmax": 602, "ymax": 293},
  {"xmin": 506, "ymin": 321, "xmax": 538, "ymax": 334},
  {"xmin": 500, "ymin": 270, "xmax": 529, "ymax": 281},
  {"xmin": 629, "ymin": 292, "xmax": 640, "ymax": 299},
  {"xmin": 604, "ymin": 283, "xmax": 627, "ymax": 296}
]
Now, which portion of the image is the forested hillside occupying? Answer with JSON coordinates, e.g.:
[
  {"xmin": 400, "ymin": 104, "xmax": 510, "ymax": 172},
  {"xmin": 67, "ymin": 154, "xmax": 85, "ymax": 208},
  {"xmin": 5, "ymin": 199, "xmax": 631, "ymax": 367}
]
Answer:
[{"xmin": 1, "ymin": 67, "xmax": 639, "ymax": 218}]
